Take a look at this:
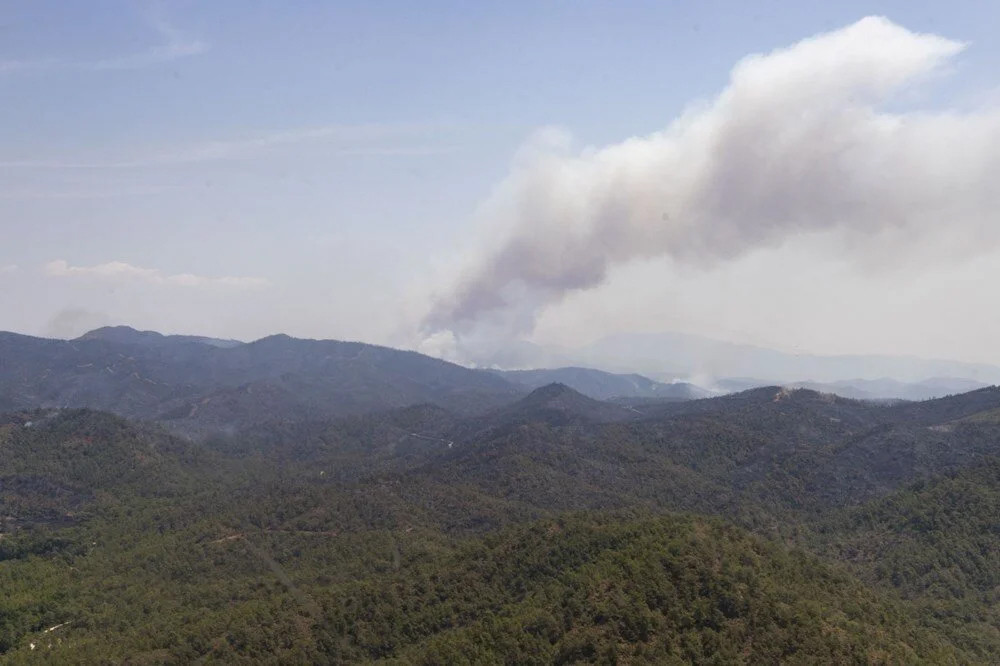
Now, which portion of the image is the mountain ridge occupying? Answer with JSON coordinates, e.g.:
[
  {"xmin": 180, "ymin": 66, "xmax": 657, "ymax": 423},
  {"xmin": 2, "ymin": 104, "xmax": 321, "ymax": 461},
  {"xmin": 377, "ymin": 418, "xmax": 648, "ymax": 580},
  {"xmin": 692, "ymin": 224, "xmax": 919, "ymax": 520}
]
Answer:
[
  {"xmin": 473, "ymin": 330, "xmax": 1000, "ymax": 386},
  {"xmin": 0, "ymin": 327, "xmax": 525, "ymax": 436},
  {"xmin": 494, "ymin": 366, "xmax": 711, "ymax": 401}
]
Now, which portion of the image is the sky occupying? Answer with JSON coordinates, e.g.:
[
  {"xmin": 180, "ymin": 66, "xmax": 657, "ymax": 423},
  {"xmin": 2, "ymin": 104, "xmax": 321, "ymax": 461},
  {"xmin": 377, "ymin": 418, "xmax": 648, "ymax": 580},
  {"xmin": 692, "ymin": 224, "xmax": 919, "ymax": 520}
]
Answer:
[{"xmin": 2, "ymin": 1, "xmax": 1000, "ymax": 365}]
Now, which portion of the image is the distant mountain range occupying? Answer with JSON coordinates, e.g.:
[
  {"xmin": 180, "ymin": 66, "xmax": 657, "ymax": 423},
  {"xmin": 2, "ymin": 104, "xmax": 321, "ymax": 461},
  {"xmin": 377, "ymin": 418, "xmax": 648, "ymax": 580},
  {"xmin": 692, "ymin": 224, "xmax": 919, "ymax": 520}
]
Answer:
[
  {"xmin": 492, "ymin": 366, "xmax": 712, "ymax": 401},
  {"xmin": 783, "ymin": 377, "xmax": 988, "ymax": 401},
  {"xmin": 472, "ymin": 330, "xmax": 1000, "ymax": 387},
  {"xmin": 0, "ymin": 326, "xmax": 522, "ymax": 436},
  {"xmin": 1, "ymin": 326, "xmax": 995, "ymax": 438}
]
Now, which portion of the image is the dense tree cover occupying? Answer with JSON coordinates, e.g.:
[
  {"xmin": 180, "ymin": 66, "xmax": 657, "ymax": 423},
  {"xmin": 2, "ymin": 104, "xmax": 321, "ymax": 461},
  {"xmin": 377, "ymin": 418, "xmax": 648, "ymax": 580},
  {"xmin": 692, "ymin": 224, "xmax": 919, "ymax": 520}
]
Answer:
[
  {"xmin": 3, "ymin": 384, "xmax": 1000, "ymax": 662},
  {"xmin": 808, "ymin": 460, "xmax": 1000, "ymax": 658},
  {"xmin": 0, "ymin": 504, "xmax": 967, "ymax": 663},
  {"xmin": 821, "ymin": 460, "xmax": 1000, "ymax": 597},
  {"xmin": 370, "ymin": 515, "xmax": 962, "ymax": 665}
]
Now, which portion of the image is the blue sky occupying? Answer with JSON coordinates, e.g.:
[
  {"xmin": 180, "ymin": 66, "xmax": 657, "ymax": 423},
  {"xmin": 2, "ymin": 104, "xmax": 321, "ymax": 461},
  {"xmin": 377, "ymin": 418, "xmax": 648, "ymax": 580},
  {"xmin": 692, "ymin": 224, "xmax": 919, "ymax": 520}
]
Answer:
[{"xmin": 2, "ymin": 1, "xmax": 1000, "ymax": 364}]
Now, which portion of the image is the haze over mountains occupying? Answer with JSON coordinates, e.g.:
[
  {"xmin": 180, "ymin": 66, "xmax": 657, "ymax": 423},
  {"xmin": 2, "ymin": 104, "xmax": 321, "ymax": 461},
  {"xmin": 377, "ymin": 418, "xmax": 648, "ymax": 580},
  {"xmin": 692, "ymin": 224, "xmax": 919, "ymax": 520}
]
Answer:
[
  {"xmin": 1, "ymin": 325, "xmax": 994, "ymax": 441},
  {"xmin": 493, "ymin": 367, "xmax": 711, "ymax": 401},
  {"xmin": 475, "ymin": 330, "xmax": 1000, "ymax": 387}
]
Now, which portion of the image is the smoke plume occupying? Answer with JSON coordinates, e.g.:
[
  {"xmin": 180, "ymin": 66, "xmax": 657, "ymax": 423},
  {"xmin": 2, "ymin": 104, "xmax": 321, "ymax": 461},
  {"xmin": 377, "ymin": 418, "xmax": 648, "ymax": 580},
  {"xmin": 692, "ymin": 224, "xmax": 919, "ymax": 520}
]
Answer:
[{"xmin": 424, "ymin": 17, "xmax": 1000, "ymax": 342}]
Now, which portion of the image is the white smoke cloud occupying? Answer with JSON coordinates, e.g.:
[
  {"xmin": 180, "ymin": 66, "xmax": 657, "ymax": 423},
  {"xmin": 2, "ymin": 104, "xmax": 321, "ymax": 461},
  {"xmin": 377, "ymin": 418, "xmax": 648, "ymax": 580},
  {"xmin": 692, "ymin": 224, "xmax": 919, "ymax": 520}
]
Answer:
[
  {"xmin": 425, "ymin": 17, "xmax": 999, "ymax": 343},
  {"xmin": 44, "ymin": 308, "xmax": 112, "ymax": 339}
]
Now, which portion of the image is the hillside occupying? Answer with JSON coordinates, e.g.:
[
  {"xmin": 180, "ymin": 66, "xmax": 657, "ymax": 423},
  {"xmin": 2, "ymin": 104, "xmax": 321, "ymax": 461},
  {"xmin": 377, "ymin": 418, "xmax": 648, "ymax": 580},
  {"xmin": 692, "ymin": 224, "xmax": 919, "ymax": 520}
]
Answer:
[
  {"xmin": 4, "ymin": 380, "xmax": 1000, "ymax": 660},
  {"xmin": 0, "ymin": 409, "xmax": 206, "ymax": 530},
  {"xmin": 0, "ymin": 499, "xmax": 968, "ymax": 662},
  {"xmin": 883, "ymin": 386, "xmax": 1000, "ymax": 425},
  {"xmin": 789, "ymin": 377, "xmax": 990, "ymax": 401},
  {"xmin": 483, "ymin": 383, "xmax": 639, "ymax": 427},
  {"xmin": 495, "ymin": 367, "xmax": 709, "ymax": 401},
  {"xmin": 0, "ymin": 328, "xmax": 524, "ymax": 436}
]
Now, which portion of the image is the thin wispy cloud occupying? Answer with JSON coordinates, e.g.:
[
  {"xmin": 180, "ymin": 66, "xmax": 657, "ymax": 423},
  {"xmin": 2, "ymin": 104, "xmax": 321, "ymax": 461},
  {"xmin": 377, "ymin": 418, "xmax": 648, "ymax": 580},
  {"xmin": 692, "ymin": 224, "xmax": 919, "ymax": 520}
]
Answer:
[
  {"xmin": 45, "ymin": 260, "xmax": 269, "ymax": 289},
  {"xmin": 0, "ymin": 15, "xmax": 207, "ymax": 75},
  {"xmin": 0, "ymin": 185, "xmax": 183, "ymax": 200},
  {"xmin": 146, "ymin": 123, "xmax": 456, "ymax": 164},
  {"xmin": 83, "ymin": 39, "xmax": 207, "ymax": 72},
  {"xmin": 0, "ymin": 123, "xmax": 460, "ymax": 169},
  {"xmin": 0, "ymin": 57, "xmax": 61, "ymax": 75}
]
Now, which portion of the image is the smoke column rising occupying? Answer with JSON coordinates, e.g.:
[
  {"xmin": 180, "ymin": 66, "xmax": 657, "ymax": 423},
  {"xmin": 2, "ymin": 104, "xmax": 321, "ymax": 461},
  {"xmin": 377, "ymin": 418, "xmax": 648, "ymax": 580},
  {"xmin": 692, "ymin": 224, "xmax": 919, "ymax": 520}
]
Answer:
[{"xmin": 424, "ymin": 17, "xmax": 1000, "ymax": 346}]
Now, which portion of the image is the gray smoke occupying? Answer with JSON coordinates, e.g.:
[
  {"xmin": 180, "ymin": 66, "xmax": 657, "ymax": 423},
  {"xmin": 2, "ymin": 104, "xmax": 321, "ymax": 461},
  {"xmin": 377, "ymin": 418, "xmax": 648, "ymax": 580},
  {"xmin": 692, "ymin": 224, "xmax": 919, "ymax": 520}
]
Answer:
[{"xmin": 424, "ymin": 17, "xmax": 1000, "ymax": 344}]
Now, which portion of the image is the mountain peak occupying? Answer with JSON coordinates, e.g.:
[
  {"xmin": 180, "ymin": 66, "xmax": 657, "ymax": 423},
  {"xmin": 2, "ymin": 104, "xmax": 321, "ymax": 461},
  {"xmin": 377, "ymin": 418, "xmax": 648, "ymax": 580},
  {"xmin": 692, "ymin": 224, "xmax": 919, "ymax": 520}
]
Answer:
[
  {"xmin": 524, "ymin": 382, "xmax": 579, "ymax": 401},
  {"xmin": 76, "ymin": 326, "xmax": 242, "ymax": 349},
  {"xmin": 495, "ymin": 366, "xmax": 711, "ymax": 401},
  {"xmin": 494, "ymin": 382, "xmax": 635, "ymax": 426},
  {"xmin": 77, "ymin": 326, "xmax": 164, "ymax": 344}
]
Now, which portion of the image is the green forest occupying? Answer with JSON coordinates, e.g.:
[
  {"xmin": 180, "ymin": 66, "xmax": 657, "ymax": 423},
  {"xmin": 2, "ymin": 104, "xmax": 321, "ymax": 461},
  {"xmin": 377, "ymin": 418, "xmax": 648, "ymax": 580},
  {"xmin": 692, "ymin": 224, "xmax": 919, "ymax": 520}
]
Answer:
[{"xmin": 4, "ymin": 384, "xmax": 1000, "ymax": 663}]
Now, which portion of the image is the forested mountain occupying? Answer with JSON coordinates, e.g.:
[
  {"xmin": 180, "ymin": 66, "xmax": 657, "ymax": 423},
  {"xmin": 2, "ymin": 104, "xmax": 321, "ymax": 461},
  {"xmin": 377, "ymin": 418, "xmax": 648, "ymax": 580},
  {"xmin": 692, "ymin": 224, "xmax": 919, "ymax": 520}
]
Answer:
[
  {"xmin": 0, "ymin": 409, "xmax": 210, "ymax": 534},
  {"xmin": 77, "ymin": 325, "xmax": 243, "ymax": 349},
  {"xmin": 0, "ymin": 328, "xmax": 524, "ymax": 436},
  {"xmin": 3, "ymin": 345, "xmax": 1000, "ymax": 661},
  {"xmin": 494, "ymin": 367, "xmax": 710, "ymax": 401}
]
